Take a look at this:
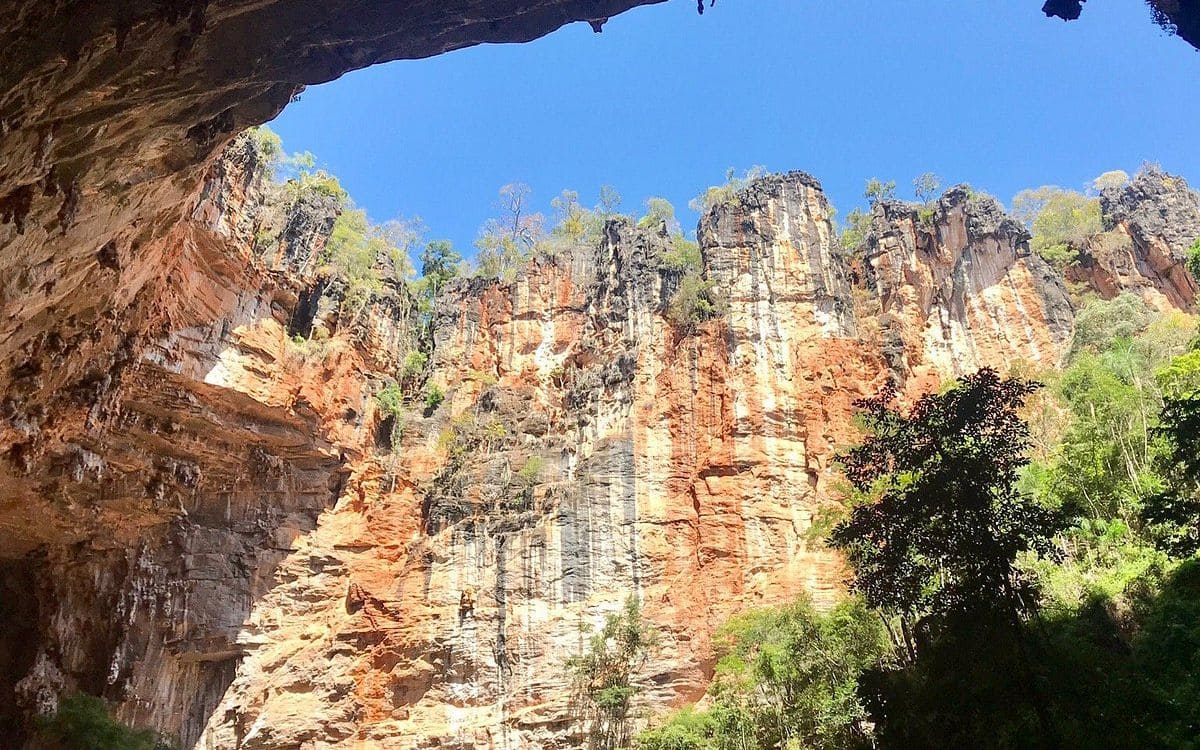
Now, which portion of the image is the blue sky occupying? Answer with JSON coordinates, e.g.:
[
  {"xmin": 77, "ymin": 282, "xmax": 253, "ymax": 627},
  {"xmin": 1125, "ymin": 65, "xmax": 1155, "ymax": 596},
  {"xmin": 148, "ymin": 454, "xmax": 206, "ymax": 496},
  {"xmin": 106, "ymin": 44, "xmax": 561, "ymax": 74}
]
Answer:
[{"xmin": 269, "ymin": 0, "xmax": 1200, "ymax": 257}]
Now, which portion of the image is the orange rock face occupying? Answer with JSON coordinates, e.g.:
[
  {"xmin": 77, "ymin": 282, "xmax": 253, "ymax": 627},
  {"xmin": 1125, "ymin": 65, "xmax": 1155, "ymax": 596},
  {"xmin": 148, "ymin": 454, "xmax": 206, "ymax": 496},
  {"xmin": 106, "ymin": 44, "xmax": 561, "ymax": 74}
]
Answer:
[
  {"xmin": 1066, "ymin": 167, "xmax": 1200, "ymax": 313},
  {"xmin": 2, "ymin": 145, "xmax": 1197, "ymax": 749}
]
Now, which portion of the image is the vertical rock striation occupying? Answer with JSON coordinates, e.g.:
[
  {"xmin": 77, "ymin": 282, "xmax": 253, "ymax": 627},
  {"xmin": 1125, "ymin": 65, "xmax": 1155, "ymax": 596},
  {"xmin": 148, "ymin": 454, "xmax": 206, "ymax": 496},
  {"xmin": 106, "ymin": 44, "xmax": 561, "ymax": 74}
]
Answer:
[
  {"xmin": 2, "ymin": 148, "xmax": 1197, "ymax": 748},
  {"xmin": 860, "ymin": 187, "xmax": 1074, "ymax": 390},
  {"xmin": 1066, "ymin": 167, "xmax": 1200, "ymax": 311}
]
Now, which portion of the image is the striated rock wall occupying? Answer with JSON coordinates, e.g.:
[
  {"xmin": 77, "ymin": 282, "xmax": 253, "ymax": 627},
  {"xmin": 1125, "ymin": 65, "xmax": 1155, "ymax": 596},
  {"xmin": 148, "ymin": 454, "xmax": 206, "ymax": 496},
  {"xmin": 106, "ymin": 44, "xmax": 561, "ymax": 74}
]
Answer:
[
  {"xmin": 0, "ymin": 0, "xmax": 661, "ymax": 563},
  {"xmin": 4, "ymin": 148, "xmax": 1139, "ymax": 748},
  {"xmin": 1066, "ymin": 167, "xmax": 1200, "ymax": 312},
  {"xmin": 860, "ymin": 186, "xmax": 1074, "ymax": 392}
]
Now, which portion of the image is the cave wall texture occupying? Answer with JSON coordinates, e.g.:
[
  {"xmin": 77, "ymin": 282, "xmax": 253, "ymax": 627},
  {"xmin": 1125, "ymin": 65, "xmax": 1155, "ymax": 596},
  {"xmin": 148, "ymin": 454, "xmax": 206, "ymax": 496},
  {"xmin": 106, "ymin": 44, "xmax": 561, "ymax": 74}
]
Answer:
[{"xmin": 1, "ymin": 2, "xmax": 1199, "ymax": 748}]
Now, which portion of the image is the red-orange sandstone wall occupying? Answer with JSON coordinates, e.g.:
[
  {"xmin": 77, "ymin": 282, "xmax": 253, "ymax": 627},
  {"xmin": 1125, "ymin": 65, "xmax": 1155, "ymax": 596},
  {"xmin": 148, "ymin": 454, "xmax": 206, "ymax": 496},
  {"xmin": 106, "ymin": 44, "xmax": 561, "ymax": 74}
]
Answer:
[{"xmin": 3, "ymin": 138, "xmax": 1198, "ymax": 748}]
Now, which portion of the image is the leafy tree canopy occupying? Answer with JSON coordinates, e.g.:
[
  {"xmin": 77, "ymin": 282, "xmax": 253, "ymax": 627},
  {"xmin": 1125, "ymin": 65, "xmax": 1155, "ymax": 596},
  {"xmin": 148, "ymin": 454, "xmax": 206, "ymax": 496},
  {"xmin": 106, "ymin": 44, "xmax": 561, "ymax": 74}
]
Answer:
[{"xmin": 829, "ymin": 369, "xmax": 1062, "ymax": 619}]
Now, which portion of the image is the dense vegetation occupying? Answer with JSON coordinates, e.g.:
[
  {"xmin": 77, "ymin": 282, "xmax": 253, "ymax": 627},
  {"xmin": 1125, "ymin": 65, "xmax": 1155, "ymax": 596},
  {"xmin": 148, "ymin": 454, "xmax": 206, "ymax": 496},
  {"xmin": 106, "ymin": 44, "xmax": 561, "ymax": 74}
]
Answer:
[
  {"xmin": 637, "ymin": 598, "xmax": 886, "ymax": 750},
  {"xmin": 634, "ymin": 293, "xmax": 1200, "ymax": 749},
  {"xmin": 31, "ymin": 694, "xmax": 173, "ymax": 750}
]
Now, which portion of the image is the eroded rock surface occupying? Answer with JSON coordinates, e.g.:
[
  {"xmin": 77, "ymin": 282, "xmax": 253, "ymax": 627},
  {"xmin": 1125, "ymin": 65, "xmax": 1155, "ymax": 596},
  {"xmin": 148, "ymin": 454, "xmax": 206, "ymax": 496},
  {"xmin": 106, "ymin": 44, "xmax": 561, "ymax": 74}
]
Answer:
[
  {"xmin": 15, "ymin": 143, "xmax": 1196, "ymax": 747},
  {"xmin": 1065, "ymin": 167, "xmax": 1200, "ymax": 311}
]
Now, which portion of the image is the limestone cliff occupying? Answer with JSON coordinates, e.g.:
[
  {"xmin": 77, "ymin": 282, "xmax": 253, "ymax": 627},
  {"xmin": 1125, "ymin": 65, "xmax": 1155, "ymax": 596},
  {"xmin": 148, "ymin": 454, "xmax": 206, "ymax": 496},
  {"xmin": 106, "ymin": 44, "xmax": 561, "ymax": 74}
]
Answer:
[
  {"xmin": 859, "ymin": 186, "xmax": 1074, "ymax": 391},
  {"xmin": 13, "ymin": 140, "xmax": 1192, "ymax": 747},
  {"xmin": 1066, "ymin": 167, "xmax": 1200, "ymax": 312}
]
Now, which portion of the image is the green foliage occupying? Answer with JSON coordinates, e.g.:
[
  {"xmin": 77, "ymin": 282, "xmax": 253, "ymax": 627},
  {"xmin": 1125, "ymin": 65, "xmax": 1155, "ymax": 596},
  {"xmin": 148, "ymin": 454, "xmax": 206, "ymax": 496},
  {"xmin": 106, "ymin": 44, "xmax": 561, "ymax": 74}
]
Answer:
[
  {"xmin": 639, "ymin": 597, "xmax": 886, "ymax": 750},
  {"xmin": 1069, "ymin": 293, "xmax": 1154, "ymax": 356},
  {"xmin": 550, "ymin": 189, "xmax": 597, "ymax": 243},
  {"xmin": 912, "ymin": 172, "xmax": 941, "ymax": 203},
  {"xmin": 1028, "ymin": 299, "xmax": 1195, "ymax": 527},
  {"xmin": 598, "ymin": 185, "xmax": 624, "ymax": 217},
  {"xmin": 1143, "ymin": 341, "xmax": 1200, "ymax": 555},
  {"xmin": 1022, "ymin": 518, "xmax": 1168, "ymax": 608},
  {"xmin": 1011, "ymin": 186, "xmax": 1102, "ymax": 267},
  {"xmin": 635, "ymin": 707, "xmax": 720, "ymax": 750},
  {"xmin": 516, "ymin": 455, "xmax": 544, "ymax": 485},
  {"xmin": 418, "ymin": 240, "xmax": 462, "ymax": 296},
  {"xmin": 322, "ymin": 207, "xmax": 386, "ymax": 313},
  {"xmin": 424, "ymin": 383, "xmax": 446, "ymax": 413},
  {"xmin": 660, "ymin": 236, "xmax": 702, "ymax": 271},
  {"xmin": 1186, "ymin": 237, "xmax": 1200, "ymax": 280},
  {"xmin": 866, "ymin": 552, "xmax": 1200, "ymax": 749},
  {"xmin": 375, "ymin": 381, "xmax": 406, "ymax": 449},
  {"xmin": 1089, "ymin": 169, "xmax": 1131, "ymax": 194},
  {"xmin": 638, "ymin": 197, "xmax": 682, "ymax": 235},
  {"xmin": 688, "ymin": 166, "xmax": 769, "ymax": 214},
  {"xmin": 537, "ymin": 189, "xmax": 608, "ymax": 259},
  {"xmin": 667, "ymin": 272, "xmax": 724, "ymax": 330},
  {"xmin": 402, "ymin": 350, "xmax": 428, "ymax": 380},
  {"xmin": 863, "ymin": 178, "xmax": 896, "ymax": 205},
  {"xmin": 839, "ymin": 207, "xmax": 872, "ymax": 254},
  {"xmin": 245, "ymin": 125, "xmax": 283, "ymax": 177},
  {"xmin": 376, "ymin": 382, "xmax": 404, "ymax": 418},
  {"xmin": 475, "ymin": 182, "xmax": 544, "ymax": 279},
  {"xmin": 1157, "ymin": 346, "xmax": 1200, "ymax": 399},
  {"xmin": 279, "ymin": 151, "xmax": 349, "ymax": 206},
  {"xmin": 33, "ymin": 694, "xmax": 173, "ymax": 750},
  {"xmin": 829, "ymin": 369, "xmax": 1061, "ymax": 620},
  {"xmin": 568, "ymin": 597, "xmax": 660, "ymax": 750}
]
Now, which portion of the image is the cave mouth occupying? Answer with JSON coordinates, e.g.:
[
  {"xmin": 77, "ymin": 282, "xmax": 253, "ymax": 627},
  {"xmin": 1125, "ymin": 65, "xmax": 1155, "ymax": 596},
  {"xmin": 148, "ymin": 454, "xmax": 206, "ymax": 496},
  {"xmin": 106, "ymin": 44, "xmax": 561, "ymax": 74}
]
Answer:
[
  {"xmin": 288, "ymin": 279, "xmax": 329, "ymax": 339},
  {"xmin": 0, "ymin": 0, "xmax": 1198, "ymax": 746},
  {"xmin": 259, "ymin": 0, "xmax": 1200, "ymax": 274}
]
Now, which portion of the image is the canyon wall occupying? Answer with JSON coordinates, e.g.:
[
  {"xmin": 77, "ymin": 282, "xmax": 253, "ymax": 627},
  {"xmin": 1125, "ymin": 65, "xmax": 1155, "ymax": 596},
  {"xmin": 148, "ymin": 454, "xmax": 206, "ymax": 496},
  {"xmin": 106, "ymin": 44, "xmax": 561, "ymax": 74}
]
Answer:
[
  {"xmin": 1066, "ymin": 167, "xmax": 1200, "ymax": 312},
  {"xmin": 16, "ymin": 138, "xmax": 1197, "ymax": 748}
]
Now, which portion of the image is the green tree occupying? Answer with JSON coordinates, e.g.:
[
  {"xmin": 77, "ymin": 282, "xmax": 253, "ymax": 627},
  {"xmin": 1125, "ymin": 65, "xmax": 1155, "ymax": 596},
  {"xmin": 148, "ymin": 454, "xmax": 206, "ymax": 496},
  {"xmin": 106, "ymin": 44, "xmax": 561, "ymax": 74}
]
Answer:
[
  {"xmin": 839, "ymin": 207, "xmax": 872, "ymax": 253},
  {"xmin": 1186, "ymin": 237, "xmax": 1200, "ymax": 280},
  {"xmin": 688, "ymin": 166, "xmax": 769, "ymax": 214},
  {"xmin": 828, "ymin": 369, "xmax": 1062, "ymax": 744},
  {"xmin": 377, "ymin": 217, "xmax": 424, "ymax": 281},
  {"xmin": 424, "ymin": 383, "xmax": 446, "ymax": 413},
  {"xmin": 550, "ymin": 189, "xmax": 588, "ymax": 242},
  {"xmin": 637, "ymin": 197, "xmax": 682, "ymax": 235},
  {"xmin": 33, "ymin": 694, "xmax": 172, "ymax": 750},
  {"xmin": 830, "ymin": 369, "xmax": 1061, "ymax": 619},
  {"xmin": 539, "ymin": 189, "xmax": 605, "ymax": 257},
  {"xmin": 863, "ymin": 178, "xmax": 896, "ymax": 205},
  {"xmin": 598, "ymin": 184, "xmax": 624, "ymax": 217},
  {"xmin": 276, "ymin": 150, "xmax": 349, "ymax": 206},
  {"xmin": 1088, "ymin": 169, "xmax": 1130, "ymax": 194},
  {"xmin": 661, "ymin": 235, "xmax": 702, "ymax": 271},
  {"xmin": 418, "ymin": 240, "xmax": 462, "ymax": 297},
  {"xmin": 245, "ymin": 125, "xmax": 283, "ymax": 177},
  {"xmin": 1011, "ymin": 186, "xmax": 1102, "ymax": 266},
  {"xmin": 475, "ymin": 182, "xmax": 545, "ymax": 278},
  {"xmin": 666, "ymin": 272, "xmax": 723, "ymax": 331},
  {"xmin": 1144, "ymin": 345, "xmax": 1200, "ymax": 555},
  {"xmin": 375, "ymin": 381, "xmax": 406, "ymax": 450},
  {"xmin": 638, "ymin": 597, "xmax": 886, "ymax": 750},
  {"xmin": 1031, "ymin": 298, "xmax": 1194, "ymax": 525},
  {"xmin": 912, "ymin": 172, "xmax": 941, "ymax": 203},
  {"xmin": 568, "ymin": 597, "xmax": 660, "ymax": 750},
  {"xmin": 323, "ymin": 206, "xmax": 389, "ymax": 316}
]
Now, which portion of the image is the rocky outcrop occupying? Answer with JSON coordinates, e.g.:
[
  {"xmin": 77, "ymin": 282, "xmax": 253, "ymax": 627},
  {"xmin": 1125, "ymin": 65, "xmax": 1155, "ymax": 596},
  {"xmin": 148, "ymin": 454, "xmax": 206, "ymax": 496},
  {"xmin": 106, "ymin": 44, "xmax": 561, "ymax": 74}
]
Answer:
[
  {"xmin": 1067, "ymin": 168, "xmax": 1200, "ymax": 311},
  {"xmin": 0, "ymin": 0, "xmax": 661, "ymax": 557},
  {"xmin": 5, "ymin": 131, "xmax": 1199, "ymax": 747},
  {"xmin": 860, "ymin": 187, "xmax": 1074, "ymax": 389},
  {"xmin": 6, "ymin": 149, "xmax": 1137, "ymax": 748}
]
